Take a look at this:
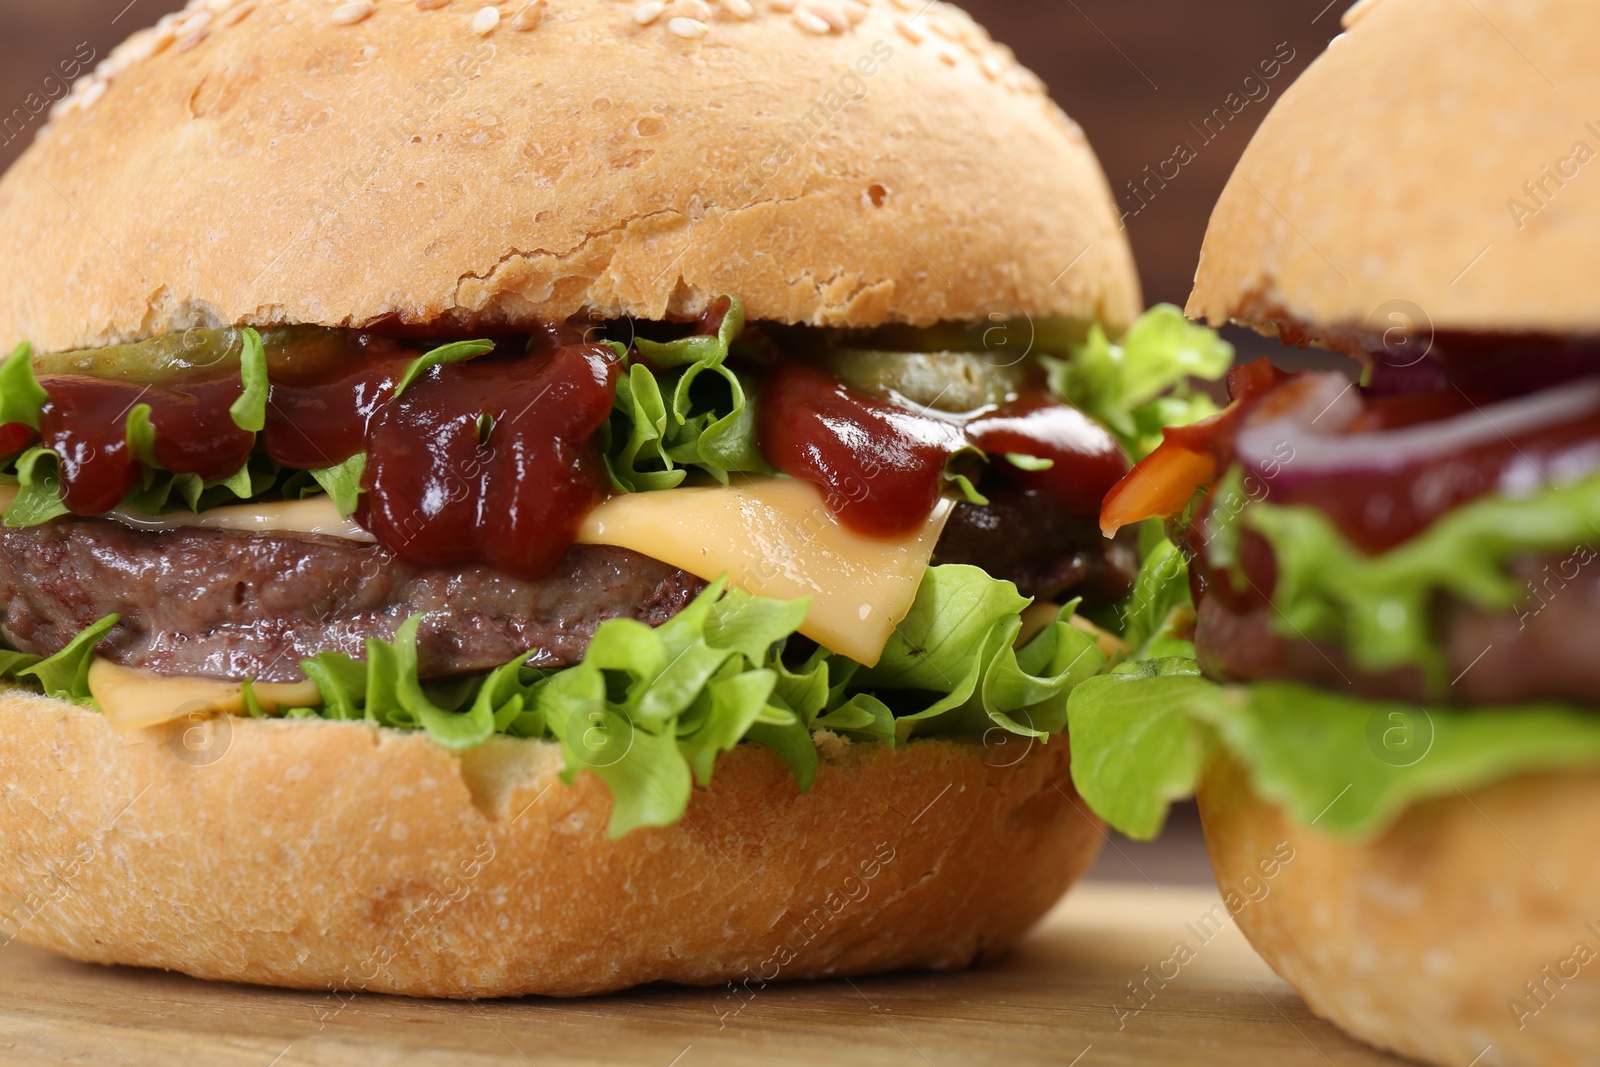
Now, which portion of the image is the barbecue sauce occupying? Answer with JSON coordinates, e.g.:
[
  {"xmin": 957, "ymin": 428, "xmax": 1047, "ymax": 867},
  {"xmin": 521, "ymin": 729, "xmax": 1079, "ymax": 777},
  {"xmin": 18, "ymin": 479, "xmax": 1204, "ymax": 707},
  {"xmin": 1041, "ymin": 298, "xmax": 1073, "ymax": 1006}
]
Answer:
[
  {"xmin": 360, "ymin": 340, "xmax": 619, "ymax": 579},
  {"xmin": 23, "ymin": 320, "xmax": 1131, "ymax": 578},
  {"xmin": 38, "ymin": 374, "xmax": 253, "ymax": 515},
  {"xmin": 759, "ymin": 361, "xmax": 1127, "ymax": 540},
  {"xmin": 261, "ymin": 331, "xmax": 417, "ymax": 469}
]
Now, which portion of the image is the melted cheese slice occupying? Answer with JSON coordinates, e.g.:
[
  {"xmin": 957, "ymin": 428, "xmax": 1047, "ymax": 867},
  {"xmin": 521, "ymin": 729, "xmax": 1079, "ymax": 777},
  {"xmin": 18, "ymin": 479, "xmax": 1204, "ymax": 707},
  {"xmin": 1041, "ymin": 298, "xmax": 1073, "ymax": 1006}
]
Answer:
[
  {"xmin": 579, "ymin": 478, "xmax": 952, "ymax": 666},
  {"xmin": 88, "ymin": 659, "xmax": 321, "ymax": 733},
  {"xmin": 7, "ymin": 477, "xmax": 950, "ymax": 668}
]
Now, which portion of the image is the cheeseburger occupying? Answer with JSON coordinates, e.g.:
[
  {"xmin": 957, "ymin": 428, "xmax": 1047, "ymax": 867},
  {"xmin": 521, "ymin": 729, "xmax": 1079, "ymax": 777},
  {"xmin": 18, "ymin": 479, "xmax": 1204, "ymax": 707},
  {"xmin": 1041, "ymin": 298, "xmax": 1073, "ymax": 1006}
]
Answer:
[
  {"xmin": 1070, "ymin": 1, "xmax": 1600, "ymax": 1064},
  {"xmin": 0, "ymin": 0, "xmax": 1226, "ymax": 997}
]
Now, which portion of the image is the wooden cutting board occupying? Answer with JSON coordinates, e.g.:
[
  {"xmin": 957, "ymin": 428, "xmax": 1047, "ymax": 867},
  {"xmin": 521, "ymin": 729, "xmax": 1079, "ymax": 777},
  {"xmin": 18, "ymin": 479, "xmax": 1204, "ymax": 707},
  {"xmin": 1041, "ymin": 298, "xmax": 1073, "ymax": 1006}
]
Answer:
[{"xmin": 0, "ymin": 883, "xmax": 1407, "ymax": 1066}]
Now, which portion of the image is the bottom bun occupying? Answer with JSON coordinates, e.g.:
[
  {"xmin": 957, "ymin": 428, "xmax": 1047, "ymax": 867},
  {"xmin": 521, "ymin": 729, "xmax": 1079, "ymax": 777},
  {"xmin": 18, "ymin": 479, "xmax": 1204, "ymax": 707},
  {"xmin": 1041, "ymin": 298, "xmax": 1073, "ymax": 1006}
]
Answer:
[
  {"xmin": 0, "ymin": 688, "xmax": 1101, "ymax": 998},
  {"xmin": 1198, "ymin": 755, "xmax": 1600, "ymax": 1067}
]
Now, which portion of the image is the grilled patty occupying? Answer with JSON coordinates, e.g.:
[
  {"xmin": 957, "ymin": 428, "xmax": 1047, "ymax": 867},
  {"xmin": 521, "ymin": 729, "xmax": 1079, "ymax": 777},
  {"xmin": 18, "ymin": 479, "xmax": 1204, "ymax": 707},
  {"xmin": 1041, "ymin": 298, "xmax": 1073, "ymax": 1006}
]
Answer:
[
  {"xmin": 0, "ymin": 488, "xmax": 1134, "ymax": 683},
  {"xmin": 1196, "ymin": 552, "xmax": 1600, "ymax": 705},
  {"xmin": 0, "ymin": 520, "xmax": 704, "ymax": 683}
]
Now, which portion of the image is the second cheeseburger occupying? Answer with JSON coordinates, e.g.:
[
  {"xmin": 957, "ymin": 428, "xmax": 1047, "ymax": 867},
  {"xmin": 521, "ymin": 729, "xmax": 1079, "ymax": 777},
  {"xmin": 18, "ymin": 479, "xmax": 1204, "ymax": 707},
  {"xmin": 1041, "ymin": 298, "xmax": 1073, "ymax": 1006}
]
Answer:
[
  {"xmin": 1071, "ymin": 1, "xmax": 1600, "ymax": 1065},
  {"xmin": 0, "ymin": 0, "xmax": 1226, "ymax": 997}
]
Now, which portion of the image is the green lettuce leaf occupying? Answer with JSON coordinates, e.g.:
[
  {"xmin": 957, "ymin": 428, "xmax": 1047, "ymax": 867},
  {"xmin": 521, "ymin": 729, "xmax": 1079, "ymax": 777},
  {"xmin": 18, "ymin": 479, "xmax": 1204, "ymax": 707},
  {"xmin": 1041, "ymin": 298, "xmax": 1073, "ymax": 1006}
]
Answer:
[
  {"xmin": 228, "ymin": 328, "xmax": 268, "ymax": 432},
  {"xmin": 274, "ymin": 565, "xmax": 1100, "ymax": 836},
  {"xmin": 1238, "ymin": 469, "xmax": 1600, "ymax": 688},
  {"xmin": 1067, "ymin": 659, "xmax": 1214, "ymax": 840},
  {"xmin": 310, "ymin": 453, "xmax": 367, "ymax": 517},
  {"xmin": 1046, "ymin": 304, "xmax": 1231, "ymax": 457},
  {"xmin": 8, "ymin": 615, "xmax": 120, "ymax": 704},
  {"xmin": 1117, "ymin": 537, "xmax": 1197, "ymax": 661},
  {"xmin": 125, "ymin": 404, "xmax": 159, "ymax": 467},
  {"xmin": 392, "ymin": 339, "xmax": 496, "ymax": 400},
  {"xmin": 1069, "ymin": 663, "xmax": 1600, "ymax": 841},
  {"xmin": 0, "ymin": 342, "xmax": 46, "ymax": 430},
  {"xmin": 4, "ymin": 446, "xmax": 69, "ymax": 527},
  {"xmin": 603, "ymin": 297, "xmax": 773, "ymax": 492}
]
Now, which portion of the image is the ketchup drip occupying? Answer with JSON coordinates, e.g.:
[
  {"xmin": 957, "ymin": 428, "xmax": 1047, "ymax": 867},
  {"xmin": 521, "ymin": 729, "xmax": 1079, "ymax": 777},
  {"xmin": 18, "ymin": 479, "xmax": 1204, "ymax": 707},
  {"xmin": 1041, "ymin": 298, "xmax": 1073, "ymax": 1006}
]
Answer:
[
  {"xmin": 360, "ymin": 340, "xmax": 619, "ymax": 579},
  {"xmin": 759, "ymin": 361, "xmax": 963, "ymax": 539},
  {"xmin": 37, "ymin": 374, "xmax": 253, "ymax": 515},
  {"xmin": 261, "ymin": 333, "xmax": 417, "ymax": 469},
  {"xmin": 759, "ymin": 361, "xmax": 1127, "ymax": 539},
  {"xmin": 967, "ymin": 398, "xmax": 1127, "ymax": 517},
  {"xmin": 0, "ymin": 423, "xmax": 32, "ymax": 456}
]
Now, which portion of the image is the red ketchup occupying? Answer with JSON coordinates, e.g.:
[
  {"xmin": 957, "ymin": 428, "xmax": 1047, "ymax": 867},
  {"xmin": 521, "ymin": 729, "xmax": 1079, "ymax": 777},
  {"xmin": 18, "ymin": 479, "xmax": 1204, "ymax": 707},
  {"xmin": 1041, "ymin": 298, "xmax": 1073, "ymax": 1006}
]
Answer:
[
  {"xmin": 967, "ymin": 397, "xmax": 1128, "ymax": 517},
  {"xmin": 261, "ymin": 333, "xmax": 418, "ymax": 469},
  {"xmin": 360, "ymin": 341, "xmax": 619, "ymax": 579},
  {"xmin": 759, "ymin": 361, "xmax": 1127, "ymax": 539},
  {"xmin": 0, "ymin": 423, "xmax": 32, "ymax": 456},
  {"xmin": 758, "ymin": 362, "xmax": 962, "ymax": 539},
  {"xmin": 37, "ymin": 374, "xmax": 253, "ymax": 515}
]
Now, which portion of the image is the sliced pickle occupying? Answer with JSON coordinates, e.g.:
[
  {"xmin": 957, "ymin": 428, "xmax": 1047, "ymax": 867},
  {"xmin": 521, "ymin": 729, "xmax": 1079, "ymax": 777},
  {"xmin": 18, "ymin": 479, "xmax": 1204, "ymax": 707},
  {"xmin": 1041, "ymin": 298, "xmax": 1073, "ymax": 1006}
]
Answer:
[
  {"xmin": 820, "ymin": 350, "xmax": 1027, "ymax": 413},
  {"xmin": 34, "ymin": 328, "xmax": 246, "ymax": 382},
  {"xmin": 32, "ymin": 326, "xmax": 357, "ymax": 384}
]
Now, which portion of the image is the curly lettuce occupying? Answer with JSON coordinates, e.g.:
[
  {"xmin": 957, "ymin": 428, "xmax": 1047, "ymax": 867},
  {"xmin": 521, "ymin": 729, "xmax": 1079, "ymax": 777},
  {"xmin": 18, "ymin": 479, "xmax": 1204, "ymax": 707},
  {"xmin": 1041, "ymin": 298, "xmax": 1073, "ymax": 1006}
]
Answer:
[
  {"xmin": 1068, "ymin": 532, "xmax": 1600, "ymax": 842},
  {"xmin": 0, "ymin": 615, "xmax": 119, "ymax": 704},
  {"xmin": 602, "ymin": 298, "xmax": 772, "ymax": 492},
  {"xmin": 1069, "ymin": 662, "xmax": 1600, "ymax": 841},
  {"xmin": 284, "ymin": 565, "xmax": 1107, "ymax": 836},
  {"xmin": 1047, "ymin": 304, "xmax": 1233, "ymax": 457},
  {"xmin": 1236, "ymin": 469, "xmax": 1600, "ymax": 689}
]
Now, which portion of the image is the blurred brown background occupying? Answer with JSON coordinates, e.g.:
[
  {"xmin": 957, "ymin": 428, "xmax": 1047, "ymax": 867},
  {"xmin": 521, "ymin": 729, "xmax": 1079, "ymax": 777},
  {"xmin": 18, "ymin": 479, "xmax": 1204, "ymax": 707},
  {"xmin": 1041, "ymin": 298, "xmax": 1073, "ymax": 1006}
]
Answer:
[{"xmin": 0, "ymin": 0, "xmax": 1352, "ymax": 884}]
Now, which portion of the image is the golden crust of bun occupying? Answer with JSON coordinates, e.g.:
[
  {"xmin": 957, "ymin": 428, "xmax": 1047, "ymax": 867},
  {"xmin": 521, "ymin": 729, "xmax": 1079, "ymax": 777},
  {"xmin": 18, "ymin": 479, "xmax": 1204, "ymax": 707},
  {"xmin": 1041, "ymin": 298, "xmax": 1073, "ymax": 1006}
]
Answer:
[
  {"xmin": 1188, "ymin": 0, "xmax": 1600, "ymax": 344},
  {"xmin": 0, "ymin": 688, "xmax": 1101, "ymax": 998},
  {"xmin": 0, "ymin": 0, "xmax": 1138, "ymax": 354},
  {"xmin": 1198, "ymin": 755, "xmax": 1600, "ymax": 1067}
]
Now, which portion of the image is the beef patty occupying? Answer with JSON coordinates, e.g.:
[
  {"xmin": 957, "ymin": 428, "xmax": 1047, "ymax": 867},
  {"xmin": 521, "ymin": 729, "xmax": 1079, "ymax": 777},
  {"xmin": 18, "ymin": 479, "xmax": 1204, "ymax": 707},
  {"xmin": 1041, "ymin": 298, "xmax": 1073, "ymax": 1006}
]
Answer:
[
  {"xmin": 0, "ymin": 485, "xmax": 1134, "ymax": 683},
  {"xmin": 1196, "ymin": 551, "xmax": 1600, "ymax": 706},
  {"xmin": 0, "ymin": 521, "xmax": 704, "ymax": 683}
]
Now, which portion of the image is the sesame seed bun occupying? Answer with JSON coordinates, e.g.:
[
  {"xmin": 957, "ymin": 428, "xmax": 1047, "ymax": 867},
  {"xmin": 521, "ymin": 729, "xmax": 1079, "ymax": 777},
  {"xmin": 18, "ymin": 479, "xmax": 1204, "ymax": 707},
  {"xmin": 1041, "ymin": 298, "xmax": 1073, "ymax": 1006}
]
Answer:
[
  {"xmin": 1197, "ymin": 756, "xmax": 1600, "ymax": 1067},
  {"xmin": 0, "ymin": 0, "xmax": 1138, "ymax": 354},
  {"xmin": 0, "ymin": 688, "xmax": 1101, "ymax": 997},
  {"xmin": 1187, "ymin": 0, "xmax": 1600, "ymax": 345}
]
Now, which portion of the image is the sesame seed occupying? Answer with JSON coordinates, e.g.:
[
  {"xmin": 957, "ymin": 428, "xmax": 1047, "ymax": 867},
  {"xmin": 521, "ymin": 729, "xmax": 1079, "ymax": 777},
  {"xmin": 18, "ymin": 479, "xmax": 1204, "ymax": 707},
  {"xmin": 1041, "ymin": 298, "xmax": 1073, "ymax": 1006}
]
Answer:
[
  {"xmin": 218, "ymin": 1, "xmax": 255, "ymax": 25},
  {"xmin": 633, "ymin": 0, "xmax": 664, "ymax": 23},
  {"xmin": 510, "ymin": 0, "xmax": 546, "ymax": 28},
  {"xmin": 117, "ymin": 34, "xmax": 160, "ymax": 64},
  {"xmin": 677, "ymin": 0, "xmax": 712, "ymax": 20},
  {"xmin": 842, "ymin": 0, "xmax": 868, "ymax": 23},
  {"xmin": 768, "ymin": 0, "xmax": 796, "ymax": 12},
  {"xmin": 667, "ymin": 15, "xmax": 708, "ymax": 36},
  {"xmin": 926, "ymin": 14, "xmax": 956, "ymax": 38},
  {"xmin": 980, "ymin": 53, "xmax": 1003, "ymax": 79},
  {"xmin": 176, "ymin": 8, "xmax": 213, "ymax": 32},
  {"xmin": 721, "ymin": 0, "xmax": 754, "ymax": 18},
  {"xmin": 794, "ymin": 9, "xmax": 830, "ymax": 32},
  {"xmin": 887, "ymin": 0, "xmax": 914, "ymax": 9},
  {"xmin": 205, "ymin": 0, "xmax": 239, "ymax": 13},
  {"xmin": 893, "ymin": 16, "xmax": 922, "ymax": 43},
  {"xmin": 82, "ymin": 80, "xmax": 108, "ymax": 108},
  {"xmin": 177, "ymin": 27, "xmax": 210, "ymax": 50},
  {"xmin": 417, "ymin": 0, "xmax": 451, "ymax": 8},
  {"xmin": 935, "ymin": 45, "xmax": 958, "ymax": 66},
  {"xmin": 471, "ymin": 5, "xmax": 500, "ymax": 32},
  {"xmin": 330, "ymin": 0, "xmax": 375, "ymax": 25},
  {"xmin": 808, "ymin": 3, "xmax": 847, "ymax": 30}
]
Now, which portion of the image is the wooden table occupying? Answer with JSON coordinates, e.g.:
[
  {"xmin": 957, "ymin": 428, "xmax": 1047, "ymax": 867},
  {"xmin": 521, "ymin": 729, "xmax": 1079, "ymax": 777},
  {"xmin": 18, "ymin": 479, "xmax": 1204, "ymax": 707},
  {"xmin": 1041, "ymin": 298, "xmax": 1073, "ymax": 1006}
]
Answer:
[{"xmin": 0, "ymin": 883, "xmax": 1406, "ymax": 1066}]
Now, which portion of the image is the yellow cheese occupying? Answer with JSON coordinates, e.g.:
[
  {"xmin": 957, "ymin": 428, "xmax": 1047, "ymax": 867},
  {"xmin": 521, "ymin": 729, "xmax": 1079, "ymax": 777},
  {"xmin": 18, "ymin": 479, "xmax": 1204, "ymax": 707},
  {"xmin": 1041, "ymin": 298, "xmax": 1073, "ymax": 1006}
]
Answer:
[
  {"xmin": 6, "ymin": 476, "xmax": 950, "ymax": 667},
  {"xmin": 579, "ymin": 477, "xmax": 952, "ymax": 666},
  {"xmin": 87, "ymin": 659, "xmax": 321, "ymax": 733},
  {"xmin": 0, "ymin": 486, "xmax": 377, "ymax": 542}
]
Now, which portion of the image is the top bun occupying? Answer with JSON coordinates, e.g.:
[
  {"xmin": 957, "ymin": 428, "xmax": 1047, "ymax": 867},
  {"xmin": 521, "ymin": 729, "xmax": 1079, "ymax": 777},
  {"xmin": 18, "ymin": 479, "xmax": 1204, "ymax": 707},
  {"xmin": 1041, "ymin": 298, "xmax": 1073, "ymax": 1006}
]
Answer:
[
  {"xmin": 0, "ymin": 0, "xmax": 1138, "ymax": 354},
  {"xmin": 1188, "ymin": 0, "xmax": 1600, "ymax": 346}
]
